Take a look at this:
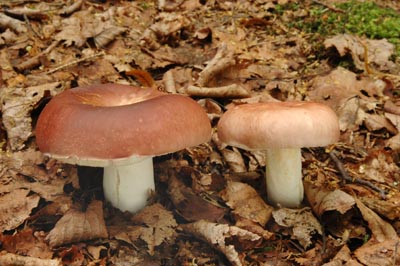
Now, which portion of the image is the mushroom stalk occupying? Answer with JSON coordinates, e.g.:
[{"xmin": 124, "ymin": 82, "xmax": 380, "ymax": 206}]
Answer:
[
  {"xmin": 265, "ymin": 148, "xmax": 304, "ymax": 208},
  {"xmin": 103, "ymin": 157, "xmax": 155, "ymax": 212}
]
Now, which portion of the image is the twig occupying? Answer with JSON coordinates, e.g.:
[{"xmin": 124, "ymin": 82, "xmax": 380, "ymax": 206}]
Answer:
[
  {"xmin": 45, "ymin": 51, "xmax": 105, "ymax": 74},
  {"xmin": 312, "ymin": 0, "xmax": 345, "ymax": 13},
  {"xmin": 329, "ymin": 151, "xmax": 387, "ymax": 199},
  {"xmin": 15, "ymin": 40, "xmax": 59, "ymax": 71}
]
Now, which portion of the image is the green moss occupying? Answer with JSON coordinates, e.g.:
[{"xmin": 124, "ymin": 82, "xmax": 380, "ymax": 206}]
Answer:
[{"xmin": 279, "ymin": 1, "xmax": 400, "ymax": 56}]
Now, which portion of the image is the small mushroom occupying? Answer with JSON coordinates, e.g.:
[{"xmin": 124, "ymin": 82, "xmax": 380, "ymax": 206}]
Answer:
[
  {"xmin": 217, "ymin": 102, "xmax": 339, "ymax": 208},
  {"xmin": 36, "ymin": 84, "xmax": 211, "ymax": 212}
]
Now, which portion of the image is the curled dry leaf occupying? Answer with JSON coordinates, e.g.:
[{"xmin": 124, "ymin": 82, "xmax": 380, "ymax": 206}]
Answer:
[
  {"xmin": 186, "ymin": 84, "xmax": 250, "ymax": 98},
  {"xmin": 130, "ymin": 203, "xmax": 178, "ymax": 255},
  {"xmin": 304, "ymin": 182, "xmax": 356, "ymax": 217},
  {"xmin": 46, "ymin": 200, "xmax": 108, "ymax": 247},
  {"xmin": 181, "ymin": 220, "xmax": 261, "ymax": 266},
  {"xmin": 0, "ymin": 253, "xmax": 61, "ymax": 266},
  {"xmin": 272, "ymin": 208, "xmax": 323, "ymax": 249},
  {"xmin": 0, "ymin": 189, "xmax": 40, "ymax": 232},
  {"xmin": 197, "ymin": 43, "xmax": 236, "ymax": 87},
  {"xmin": 1, "ymin": 82, "xmax": 62, "ymax": 151},
  {"xmin": 221, "ymin": 181, "xmax": 273, "ymax": 226}
]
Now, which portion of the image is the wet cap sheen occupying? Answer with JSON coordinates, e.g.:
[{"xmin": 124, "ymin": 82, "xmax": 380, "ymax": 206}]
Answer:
[
  {"xmin": 36, "ymin": 84, "xmax": 212, "ymax": 166},
  {"xmin": 217, "ymin": 102, "xmax": 340, "ymax": 150}
]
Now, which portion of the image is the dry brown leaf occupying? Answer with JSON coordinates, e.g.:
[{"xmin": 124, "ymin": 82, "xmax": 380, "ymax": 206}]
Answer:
[
  {"xmin": 272, "ymin": 208, "xmax": 323, "ymax": 248},
  {"xmin": 322, "ymin": 245, "xmax": 363, "ymax": 266},
  {"xmin": 355, "ymin": 199, "xmax": 398, "ymax": 242},
  {"xmin": 324, "ymin": 34, "xmax": 396, "ymax": 71},
  {"xmin": 357, "ymin": 151, "xmax": 400, "ymax": 183},
  {"xmin": 46, "ymin": 200, "xmax": 108, "ymax": 247},
  {"xmin": 354, "ymin": 239, "xmax": 400, "ymax": 266},
  {"xmin": 364, "ymin": 114, "xmax": 398, "ymax": 134},
  {"xmin": 0, "ymin": 253, "xmax": 61, "ymax": 266},
  {"xmin": 149, "ymin": 12, "xmax": 191, "ymax": 41},
  {"xmin": 1, "ymin": 82, "xmax": 62, "ymax": 151},
  {"xmin": 360, "ymin": 196, "xmax": 400, "ymax": 221},
  {"xmin": 0, "ymin": 13, "xmax": 27, "ymax": 33},
  {"xmin": 221, "ymin": 181, "xmax": 273, "ymax": 226},
  {"xmin": 308, "ymin": 67, "xmax": 384, "ymax": 111},
  {"xmin": 220, "ymin": 147, "xmax": 247, "ymax": 173},
  {"xmin": 0, "ymin": 189, "xmax": 40, "ymax": 232},
  {"xmin": 93, "ymin": 26, "xmax": 126, "ymax": 48},
  {"xmin": 304, "ymin": 183, "xmax": 356, "ymax": 217},
  {"xmin": 0, "ymin": 229, "xmax": 53, "ymax": 259},
  {"xmin": 181, "ymin": 220, "xmax": 261, "ymax": 266},
  {"xmin": 168, "ymin": 175, "xmax": 226, "ymax": 222},
  {"xmin": 131, "ymin": 203, "xmax": 178, "ymax": 255}
]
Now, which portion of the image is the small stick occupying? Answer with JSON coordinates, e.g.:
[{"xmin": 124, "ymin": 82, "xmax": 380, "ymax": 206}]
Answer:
[
  {"xmin": 312, "ymin": 0, "xmax": 345, "ymax": 13},
  {"xmin": 45, "ymin": 51, "xmax": 105, "ymax": 74},
  {"xmin": 329, "ymin": 151, "xmax": 387, "ymax": 199},
  {"xmin": 15, "ymin": 40, "xmax": 59, "ymax": 71}
]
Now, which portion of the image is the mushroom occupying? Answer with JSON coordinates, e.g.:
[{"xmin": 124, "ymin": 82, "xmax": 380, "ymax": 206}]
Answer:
[
  {"xmin": 36, "ymin": 84, "xmax": 212, "ymax": 212},
  {"xmin": 217, "ymin": 102, "xmax": 339, "ymax": 208}
]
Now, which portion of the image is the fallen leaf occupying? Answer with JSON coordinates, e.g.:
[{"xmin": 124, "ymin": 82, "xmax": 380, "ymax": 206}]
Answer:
[
  {"xmin": 324, "ymin": 34, "xmax": 396, "ymax": 71},
  {"xmin": 322, "ymin": 245, "xmax": 363, "ymax": 266},
  {"xmin": 304, "ymin": 183, "xmax": 356, "ymax": 217},
  {"xmin": 221, "ymin": 181, "xmax": 273, "ymax": 226},
  {"xmin": 0, "ymin": 188, "xmax": 40, "ymax": 231},
  {"xmin": 1, "ymin": 82, "xmax": 62, "ymax": 151},
  {"xmin": 181, "ymin": 220, "xmax": 261, "ymax": 266},
  {"xmin": 168, "ymin": 174, "xmax": 226, "ymax": 222},
  {"xmin": 0, "ymin": 253, "xmax": 61, "ymax": 266},
  {"xmin": 220, "ymin": 147, "xmax": 247, "ymax": 173},
  {"xmin": 354, "ymin": 239, "xmax": 400, "ymax": 266},
  {"xmin": 131, "ymin": 203, "xmax": 178, "ymax": 255},
  {"xmin": 46, "ymin": 200, "xmax": 108, "ymax": 247},
  {"xmin": 0, "ymin": 229, "xmax": 53, "ymax": 259},
  {"xmin": 355, "ymin": 199, "xmax": 398, "ymax": 242},
  {"xmin": 272, "ymin": 208, "xmax": 323, "ymax": 248}
]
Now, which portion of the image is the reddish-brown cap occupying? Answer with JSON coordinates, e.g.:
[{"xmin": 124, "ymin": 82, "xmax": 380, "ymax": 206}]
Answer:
[
  {"xmin": 36, "ymin": 84, "xmax": 212, "ymax": 166},
  {"xmin": 217, "ymin": 102, "xmax": 339, "ymax": 150}
]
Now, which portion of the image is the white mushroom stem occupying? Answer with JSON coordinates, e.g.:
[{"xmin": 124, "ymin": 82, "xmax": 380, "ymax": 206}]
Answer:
[
  {"xmin": 103, "ymin": 157, "xmax": 155, "ymax": 212},
  {"xmin": 265, "ymin": 148, "xmax": 304, "ymax": 208}
]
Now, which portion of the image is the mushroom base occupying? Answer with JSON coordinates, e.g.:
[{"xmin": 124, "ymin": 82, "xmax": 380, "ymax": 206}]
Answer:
[
  {"xmin": 265, "ymin": 148, "xmax": 304, "ymax": 208},
  {"xmin": 103, "ymin": 157, "xmax": 155, "ymax": 212}
]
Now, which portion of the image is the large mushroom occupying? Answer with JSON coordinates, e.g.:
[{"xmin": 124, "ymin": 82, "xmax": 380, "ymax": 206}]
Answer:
[
  {"xmin": 217, "ymin": 102, "xmax": 339, "ymax": 208},
  {"xmin": 36, "ymin": 84, "xmax": 212, "ymax": 212}
]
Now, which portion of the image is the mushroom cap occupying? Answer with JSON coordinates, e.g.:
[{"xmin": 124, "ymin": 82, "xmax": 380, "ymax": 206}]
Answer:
[
  {"xmin": 36, "ymin": 84, "xmax": 212, "ymax": 167},
  {"xmin": 217, "ymin": 102, "xmax": 339, "ymax": 150}
]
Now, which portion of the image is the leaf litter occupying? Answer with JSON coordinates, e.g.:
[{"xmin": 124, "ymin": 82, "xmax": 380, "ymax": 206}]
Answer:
[{"xmin": 0, "ymin": 0, "xmax": 400, "ymax": 265}]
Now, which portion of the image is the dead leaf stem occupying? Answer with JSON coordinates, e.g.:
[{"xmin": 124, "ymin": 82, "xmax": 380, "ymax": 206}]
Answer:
[{"xmin": 329, "ymin": 151, "xmax": 387, "ymax": 199}]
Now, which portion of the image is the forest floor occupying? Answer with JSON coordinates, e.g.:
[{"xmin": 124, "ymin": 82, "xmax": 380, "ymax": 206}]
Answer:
[{"xmin": 0, "ymin": 0, "xmax": 400, "ymax": 265}]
